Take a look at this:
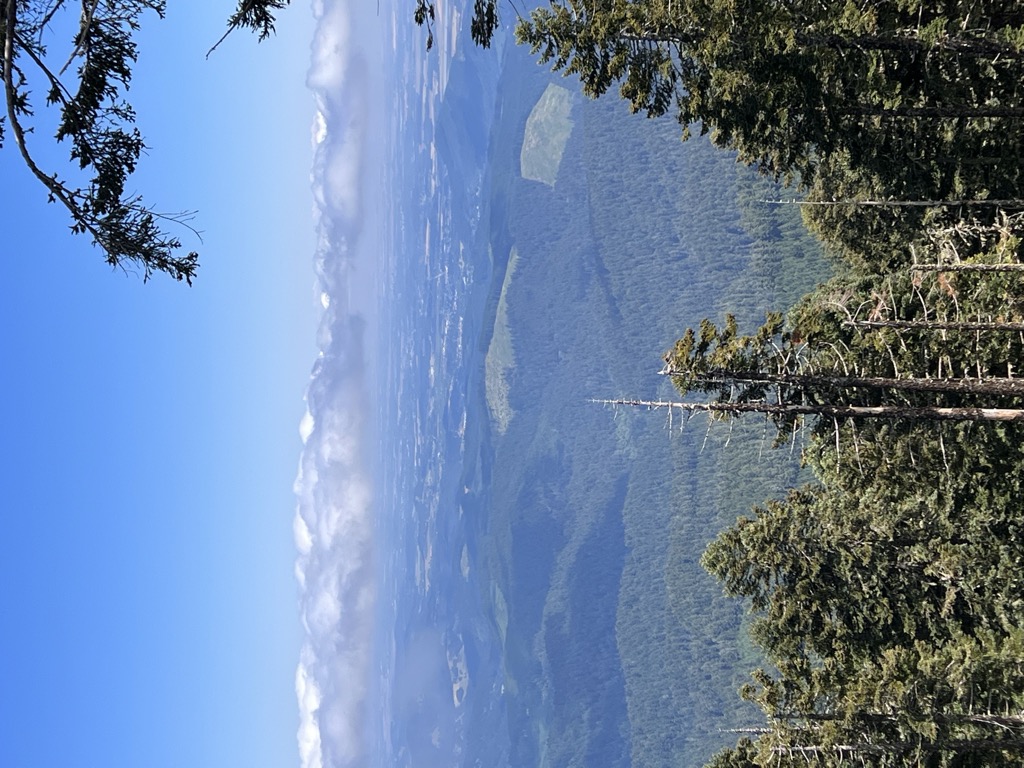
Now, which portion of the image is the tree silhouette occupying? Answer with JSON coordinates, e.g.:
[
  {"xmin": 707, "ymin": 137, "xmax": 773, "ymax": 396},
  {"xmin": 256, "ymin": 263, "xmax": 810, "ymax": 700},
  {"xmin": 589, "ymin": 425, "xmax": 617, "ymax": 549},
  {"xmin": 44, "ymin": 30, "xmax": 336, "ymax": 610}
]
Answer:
[{"xmin": 1, "ymin": 0, "xmax": 292, "ymax": 283}]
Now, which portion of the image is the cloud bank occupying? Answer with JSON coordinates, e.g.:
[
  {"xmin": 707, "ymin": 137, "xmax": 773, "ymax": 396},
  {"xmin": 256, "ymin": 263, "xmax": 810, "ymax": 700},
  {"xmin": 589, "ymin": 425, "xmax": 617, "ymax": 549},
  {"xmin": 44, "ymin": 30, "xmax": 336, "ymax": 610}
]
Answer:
[{"xmin": 295, "ymin": 1, "xmax": 384, "ymax": 766}]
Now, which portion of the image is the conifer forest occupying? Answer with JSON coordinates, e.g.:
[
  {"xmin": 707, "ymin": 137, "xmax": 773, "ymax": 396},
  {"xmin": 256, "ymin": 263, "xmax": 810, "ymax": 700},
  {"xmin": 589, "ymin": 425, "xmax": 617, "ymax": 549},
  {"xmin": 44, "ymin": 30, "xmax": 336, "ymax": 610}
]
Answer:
[{"xmin": 460, "ymin": 0, "xmax": 1024, "ymax": 764}]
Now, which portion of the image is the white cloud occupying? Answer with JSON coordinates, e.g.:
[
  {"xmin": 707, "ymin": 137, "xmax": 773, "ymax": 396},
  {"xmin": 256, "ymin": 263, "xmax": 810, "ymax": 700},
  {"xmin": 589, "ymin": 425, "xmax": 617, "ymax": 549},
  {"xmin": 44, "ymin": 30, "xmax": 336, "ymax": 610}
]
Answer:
[
  {"xmin": 313, "ymin": 111, "xmax": 329, "ymax": 146},
  {"xmin": 307, "ymin": 0, "xmax": 352, "ymax": 94},
  {"xmin": 294, "ymin": 339, "xmax": 376, "ymax": 768},
  {"xmin": 299, "ymin": 410, "xmax": 315, "ymax": 444},
  {"xmin": 294, "ymin": 0, "xmax": 384, "ymax": 765},
  {"xmin": 293, "ymin": 511, "xmax": 313, "ymax": 558},
  {"xmin": 295, "ymin": 657, "xmax": 324, "ymax": 768}
]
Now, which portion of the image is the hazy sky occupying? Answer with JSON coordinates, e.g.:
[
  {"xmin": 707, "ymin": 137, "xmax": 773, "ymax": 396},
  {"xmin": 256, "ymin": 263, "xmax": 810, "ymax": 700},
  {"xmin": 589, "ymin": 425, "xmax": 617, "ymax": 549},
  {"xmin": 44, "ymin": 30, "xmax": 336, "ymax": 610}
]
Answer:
[{"xmin": 0, "ymin": 4, "xmax": 321, "ymax": 766}]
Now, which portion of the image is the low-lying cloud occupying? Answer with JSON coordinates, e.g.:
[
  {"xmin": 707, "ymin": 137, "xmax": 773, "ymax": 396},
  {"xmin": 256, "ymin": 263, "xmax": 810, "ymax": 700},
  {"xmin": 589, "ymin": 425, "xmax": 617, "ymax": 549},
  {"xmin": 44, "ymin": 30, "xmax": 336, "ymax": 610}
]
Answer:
[{"xmin": 294, "ymin": 0, "xmax": 383, "ymax": 766}]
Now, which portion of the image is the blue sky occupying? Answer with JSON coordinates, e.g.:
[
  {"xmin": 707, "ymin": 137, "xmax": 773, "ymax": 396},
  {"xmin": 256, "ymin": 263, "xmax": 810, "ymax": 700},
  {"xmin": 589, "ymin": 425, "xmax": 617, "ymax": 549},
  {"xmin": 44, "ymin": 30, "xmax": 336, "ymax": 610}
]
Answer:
[{"xmin": 0, "ymin": 4, "xmax": 321, "ymax": 766}]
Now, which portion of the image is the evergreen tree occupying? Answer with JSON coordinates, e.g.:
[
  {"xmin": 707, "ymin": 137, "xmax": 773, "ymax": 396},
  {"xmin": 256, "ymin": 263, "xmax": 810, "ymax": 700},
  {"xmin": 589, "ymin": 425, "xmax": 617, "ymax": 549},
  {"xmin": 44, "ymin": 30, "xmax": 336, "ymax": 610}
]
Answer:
[
  {"xmin": 1, "ymin": 0, "xmax": 292, "ymax": 282},
  {"xmin": 514, "ymin": 0, "xmax": 1024, "ymax": 187}
]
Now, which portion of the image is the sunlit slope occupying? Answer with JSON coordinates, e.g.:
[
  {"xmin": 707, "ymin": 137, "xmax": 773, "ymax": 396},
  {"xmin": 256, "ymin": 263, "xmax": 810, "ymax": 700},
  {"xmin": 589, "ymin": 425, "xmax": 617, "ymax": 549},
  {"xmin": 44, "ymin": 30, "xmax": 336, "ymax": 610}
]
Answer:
[
  {"xmin": 520, "ymin": 84, "xmax": 574, "ymax": 186},
  {"xmin": 484, "ymin": 247, "xmax": 518, "ymax": 434},
  {"xmin": 480, "ymin": 49, "xmax": 831, "ymax": 768}
]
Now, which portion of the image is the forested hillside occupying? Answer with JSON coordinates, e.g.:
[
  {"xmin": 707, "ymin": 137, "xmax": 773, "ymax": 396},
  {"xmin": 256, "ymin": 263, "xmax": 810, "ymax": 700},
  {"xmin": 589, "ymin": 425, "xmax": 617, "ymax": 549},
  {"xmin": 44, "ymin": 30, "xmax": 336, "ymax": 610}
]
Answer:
[
  {"xmin": 477, "ymin": 44, "xmax": 829, "ymax": 768},
  {"xmin": 454, "ymin": 1, "xmax": 1024, "ymax": 765},
  {"xmin": 493, "ymin": 0, "xmax": 1024, "ymax": 764}
]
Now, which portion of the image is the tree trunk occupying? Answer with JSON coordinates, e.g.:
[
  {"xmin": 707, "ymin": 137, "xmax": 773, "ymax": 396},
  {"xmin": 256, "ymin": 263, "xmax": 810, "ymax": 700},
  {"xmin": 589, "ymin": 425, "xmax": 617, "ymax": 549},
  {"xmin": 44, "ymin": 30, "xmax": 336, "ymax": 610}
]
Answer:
[
  {"xmin": 910, "ymin": 263, "xmax": 1024, "ymax": 273},
  {"xmin": 796, "ymin": 32, "xmax": 1024, "ymax": 59},
  {"xmin": 773, "ymin": 738, "xmax": 1024, "ymax": 756},
  {"xmin": 594, "ymin": 398, "xmax": 1024, "ymax": 423},
  {"xmin": 843, "ymin": 105, "xmax": 1024, "ymax": 118},
  {"xmin": 766, "ymin": 198, "xmax": 1024, "ymax": 208},
  {"xmin": 797, "ymin": 712, "xmax": 1024, "ymax": 729},
  {"xmin": 621, "ymin": 30, "xmax": 1024, "ymax": 60},
  {"xmin": 660, "ymin": 368, "xmax": 1024, "ymax": 397},
  {"xmin": 848, "ymin": 318, "xmax": 1024, "ymax": 332}
]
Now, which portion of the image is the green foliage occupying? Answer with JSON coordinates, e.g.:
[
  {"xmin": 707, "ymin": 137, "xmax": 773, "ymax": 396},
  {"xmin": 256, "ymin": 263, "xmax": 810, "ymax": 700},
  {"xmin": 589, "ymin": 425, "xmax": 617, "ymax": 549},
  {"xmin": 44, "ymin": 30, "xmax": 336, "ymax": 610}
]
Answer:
[
  {"xmin": 512, "ymin": 0, "xmax": 1024, "ymax": 198},
  {"xmin": 694, "ymin": 141, "xmax": 1024, "ymax": 768},
  {"xmin": 222, "ymin": 0, "xmax": 291, "ymax": 42},
  {"xmin": 662, "ymin": 312, "xmax": 785, "ymax": 399},
  {"xmin": 1, "ymin": 0, "xmax": 292, "ymax": 282},
  {"xmin": 412, "ymin": 0, "xmax": 497, "ymax": 49},
  {"xmin": 678, "ymin": 221, "xmax": 1024, "ymax": 760}
]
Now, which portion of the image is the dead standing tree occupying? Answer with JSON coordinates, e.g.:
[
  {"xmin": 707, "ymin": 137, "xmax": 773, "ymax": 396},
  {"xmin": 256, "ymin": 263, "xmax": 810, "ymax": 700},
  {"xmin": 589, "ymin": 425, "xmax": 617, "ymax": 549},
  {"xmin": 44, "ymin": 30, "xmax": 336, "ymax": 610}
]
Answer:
[
  {"xmin": 660, "ymin": 310, "xmax": 1024, "ymax": 407},
  {"xmin": 911, "ymin": 210, "xmax": 1024, "ymax": 270},
  {"xmin": 822, "ymin": 257, "xmax": 1024, "ymax": 380},
  {"xmin": 617, "ymin": 295, "xmax": 1024, "ymax": 441},
  {"xmin": 601, "ymin": 254, "xmax": 1024, "ymax": 449},
  {"xmin": 594, "ymin": 398, "xmax": 1024, "ymax": 424}
]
